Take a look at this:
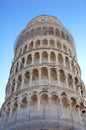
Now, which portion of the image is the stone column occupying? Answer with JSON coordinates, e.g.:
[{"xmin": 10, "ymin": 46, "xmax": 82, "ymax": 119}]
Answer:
[
  {"xmin": 48, "ymin": 95, "xmax": 51, "ymax": 112},
  {"xmin": 38, "ymin": 95, "xmax": 40, "ymax": 111},
  {"xmin": 59, "ymin": 97, "xmax": 63, "ymax": 118},
  {"xmin": 24, "ymin": 55, "xmax": 27, "ymax": 68},
  {"xmin": 48, "ymin": 68, "xmax": 51, "ymax": 84},
  {"xmin": 14, "ymin": 78, "xmax": 17, "ymax": 93},
  {"xmin": 40, "ymin": 52, "xmax": 42, "ymax": 64},
  {"xmin": 48, "ymin": 52, "xmax": 50, "ymax": 63},
  {"xmin": 30, "ymin": 70, "xmax": 32, "ymax": 87},
  {"xmin": 40, "ymin": 40, "xmax": 42, "ymax": 48},
  {"xmin": 65, "ymin": 73, "xmax": 69, "ymax": 89},
  {"xmin": 72, "ymin": 77, "xmax": 76, "ymax": 92},
  {"xmin": 62, "ymin": 54, "xmax": 65, "ymax": 67},
  {"xmin": 56, "ymin": 52, "xmax": 58, "ymax": 65},
  {"xmin": 57, "ymin": 70, "xmax": 60, "ymax": 86},
  {"xmin": 21, "ymin": 73, "xmax": 24, "ymax": 90},
  {"xmin": 39, "ymin": 69, "xmax": 41, "ymax": 85},
  {"xmin": 31, "ymin": 53, "xmax": 34, "ymax": 65}
]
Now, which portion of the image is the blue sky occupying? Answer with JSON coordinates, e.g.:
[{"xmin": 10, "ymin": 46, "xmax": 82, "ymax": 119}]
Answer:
[{"xmin": 0, "ymin": 0, "xmax": 86, "ymax": 108}]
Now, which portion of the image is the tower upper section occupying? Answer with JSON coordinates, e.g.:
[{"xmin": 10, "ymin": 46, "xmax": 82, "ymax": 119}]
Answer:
[{"xmin": 14, "ymin": 15, "xmax": 76, "ymax": 59}]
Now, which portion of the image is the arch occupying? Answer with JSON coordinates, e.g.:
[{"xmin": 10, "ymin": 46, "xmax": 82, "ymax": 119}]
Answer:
[
  {"xmin": 51, "ymin": 68, "xmax": 57, "ymax": 81},
  {"xmin": 11, "ymin": 79, "xmax": 15, "ymax": 93},
  {"xmin": 12, "ymin": 101, "xmax": 18, "ymax": 115},
  {"xmin": 29, "ymin": 41, "xmax": 34, "ymax": 50},
  {"xmin": 34, "ymin": 52, "xmax": 40, "ymax": 64},
  {"xmin": 40, "ymin": 93, "xmax": 48, "ymax": 107},
  {"xmin": 50, "ymin": 39, "xmax": 55, "ymax": 48},
  {"xmin": 63, "ymin": 44, "xmax": 67, "ymax": 52},
  {"xmin": 27, "ymin": 54, "xmax": 32, "ymax": 64},
  {"xmin": 19, "ymin": 48, "xmax": 22, "ymax": 56},
  {"xmin": 65, "ymin": 56, "xmax": 70, "ymax": 69},
  {"xmin": 32, "ymin": 69, "xmax": 39, "ymax": 85},
  {"xmin": 35, "ymin": 27, "xmax": 41, "ymax": 36},
  {"xmin": 71, "ymin": 60, "xmax": 75, "ymax": 72},
  {"xmin": 24, "ymin": 71, "xmax": 30, "ymax": 84},
  {"xmin": 57, "ymin": 41, "xmax": 61, "ymax": 50},
  {"xmin": 42, "ymin": 39, "xmax": 48, "ymax": 47},
  {"xmin": 71, "ymin": 97, "xmax": 76, "ymax": 107},
  {"xmin": 55, "ymin": 28, "xmax": 60, "ymax": 37},
  {"xmin": 59, "ymin": 70, "xmax": 65, "ymax": 83},
  {"xmin": 62, "ymin": 96, "xmax": 68, "ymax": 107},
  {"xmin": 50, "ymin": 52, "xmax": 56, "ymax": 63},
  {"xmin": 75, "ymin": 77, "xmax": 79, "ymax": 92},
  {"xmin": 68, "ymin": 74, "xmax": 73, "ymax": 89},
  {"xmin": 42, "ymin": 51, "xmax": 48, "ymax": 63},
  {"xmin": 58, "ymin": 53, "xmax": 63, "ymax": 65},
  {"xmin": 42, "ymin": 26, "xmax": 47, "ymax": 35},
  {"xmin": 41, "ymin": 68, "xmax": 48, "ymax": 79},
  {"xmin": 20, "ymin": 57, "xmax": 25, "ymax": 69},
  {"xmin": 61, "ymin": 31, "xmax": 65, "ymax": 39},
  {"xmin": 17, "ymin": 75, "xmax": 22, "ymax": 90},
  {"xmin": 30, "ymin": 94, "xmax": 38, "ymax": 110},
  {"xmin": 21, "ymin": 97, "xmax": 28, "ymax": 108},
  {"xmin": 51, "ymin": 94, "xmax": 58, "ymax": 105},
  {"xmin": 23, "ymin": 44, "xmax": 27, "ymax": 53},
  {"xmin": 15, "ymin": 62, "xmax": 19, "ymax": 73},
  {"xmin": 35, "ymin": 40, "xmax": 40, "ymax": 48},
  {"xmin": 48, "ymin": 27, "xmax": 54, "ymax": 35}
]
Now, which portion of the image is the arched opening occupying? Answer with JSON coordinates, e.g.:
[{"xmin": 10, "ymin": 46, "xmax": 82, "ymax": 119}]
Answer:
[
  {"xmin": 35, "ymin": 40, "xmax": 40, "ymax": 48},
  {"xmin": 40, "ymin": 93, "xmax": 48, "ymax": 109},
  {"xmin": 75, "ymin": 77, "xmax": 79, "ymax": 92},
  {"xmin": 21, "ymin": 97, "xmax": 28, "ymax": 109},
  {"xmin": 41, "ymin": 68, "xmax": 48, "ymax": 84},
  {"xmin": 48, "ymin": 27, "xmax": 54, "ymax": 35},
  {"xmin": 11, "ymin": 79, "xmax": 15, "ymax": 94},
  {"xmin": 42, "ymin": 52, "xmax": 48, "ymax": 63},
  {"xmin": 42, "ymin": 26, "xmax": 47, "ymax": 36},
  {"xmin": 57, "ymin": 41, "xmax": 61, "ymax": 50},
  {"xmin": 29, "ymin": 41, "xmax": 34, "ymax": 50},
  {"xmin": 32, "ymin": 69, "xmax": 39, "ymax": 85},
  {"xmin": 30, "ymin": 94, "xmax": 38, "ymax": 110},
  {"xmin": 23, "ymin": 45, "xmax": 27, "ymax": 53},
  {"xmin": 63, "ymin": 44, "xmax": 67, "ymax": 53},
  {"xmin": 55, "ymin": 28, "xmax": 60, "ymax": 37},
  {"xmin": 51, "ymin": 94, "xmax": 58, "ymax": 110},
  {"xmin": 34, "ymin": 52, "xmax": 40, "ymax": 64},
  {"xmin": 61, "ymin": 96, "xmax": 70, "ymax": 118},
  {"xmin": 12, "ymin": 101, "xmax": 18, "ymax": 116},
  {"xmin": 50, "ymin": 52, "xmax": 56, "ymax": 63},
  {"xmin": 17, "ymin": 75, "xmax": 22, "ymax": 90},
  {"xmin": 51, "ymin": 68, "xmax": 57, "ymax": 84},
  {"xmin": 68, "ymin": 74, "xmax": 73, "ymax": 89},
  {"xmin": 24, "ymin": 71, "xmax": 30, "ymax": 86},
  {"xmin": 50, "ymin": 39, "xmax": 55, "ymax": 48},
  {"xmin": 20, "ymin": 57, "xmax": 25, "ymax": 69},
  {"xmin": 59, "ymin": 70, "xmax": 65, "ymax": 83},
  {"xmin": 65, "ymin": 56, "xmax": 70, "ymax": 69},
  {"xmin": 27, "ymin": 54, "xmax": 32, "ymax": 65},
  {"xmin": 61, "ymin": 31, "xmax": 65, "ymax": 39},
  {"xmin": 15, "ymin": 62, "xmax": 19, "ymax": 73},
  {"xmin": 42, "ymin": 39, "xmax": 48, "ymax": 47},
  {"xmin": 71, "ymin": 97, "xmax": 79, "ymax": 121},
  {"xmin": 36, "ymin": 27, "xmax": 41, "ymax": 36},
  {"xmin": 58, "ymin": 54, "xmax": 63, "ymax": 65},
  {"xmin": 19, "ymin": 48, "xmax": 22, "ymax": 56},
  {"xmin": 71, "ymin": 60, "xmax": 75, "ymax": 73}
]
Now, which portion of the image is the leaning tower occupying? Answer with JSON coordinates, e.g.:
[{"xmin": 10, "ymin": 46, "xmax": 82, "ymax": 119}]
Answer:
[{"xmin": 0, "ymin": 15, "xmax": 86, "ymax": 130}]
